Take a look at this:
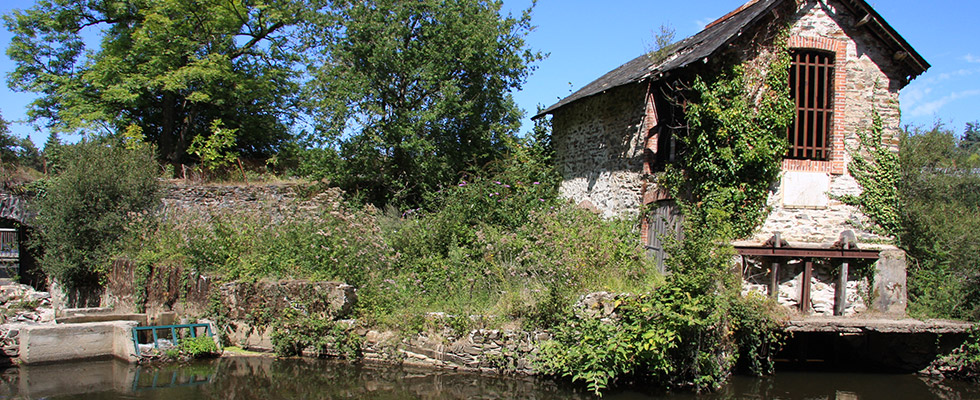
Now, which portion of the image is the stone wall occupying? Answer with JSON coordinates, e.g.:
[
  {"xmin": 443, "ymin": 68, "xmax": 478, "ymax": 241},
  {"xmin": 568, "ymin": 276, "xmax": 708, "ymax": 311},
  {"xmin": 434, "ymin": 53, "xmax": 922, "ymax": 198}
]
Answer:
[
  {"xmin": 361, "ymin": 327, "xmax": 546, "ymax": 375},
  {"xmin": 752, "ymin": 0, "xmax": 907, "ymax": 245},
  {"xmin": 740, "ymin": 245, "xmax": 908, "ymax": 316},
  {"xmin": 550, "ymin": 83, "xmax": 648, "ymax": 219},
  {"xmin": 161, "ymin": 182, "xmax": 345, "ymax": 219},
  {"xmin": 742, "ymin": 256, "xmax": 871, "ymax": 316}
]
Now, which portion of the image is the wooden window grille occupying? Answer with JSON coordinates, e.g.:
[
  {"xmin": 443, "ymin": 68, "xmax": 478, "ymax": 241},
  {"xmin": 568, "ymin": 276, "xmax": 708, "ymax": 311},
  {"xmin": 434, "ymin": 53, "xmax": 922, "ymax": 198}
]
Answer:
[{"xmin": 787, "ymin": 50, "xmax": 835, "ymax": 160}]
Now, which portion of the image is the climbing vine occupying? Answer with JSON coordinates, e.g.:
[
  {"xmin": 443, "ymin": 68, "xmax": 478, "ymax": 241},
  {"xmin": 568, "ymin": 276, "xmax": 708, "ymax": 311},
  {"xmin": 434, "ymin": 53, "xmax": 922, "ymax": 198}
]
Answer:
[
  {"xmin": 666, "ymin": 30, "xmax": 795, "ymax": 237},
  {"xmin": 840, "ymin": 109, "xmax": 901, "ymax": 237}
]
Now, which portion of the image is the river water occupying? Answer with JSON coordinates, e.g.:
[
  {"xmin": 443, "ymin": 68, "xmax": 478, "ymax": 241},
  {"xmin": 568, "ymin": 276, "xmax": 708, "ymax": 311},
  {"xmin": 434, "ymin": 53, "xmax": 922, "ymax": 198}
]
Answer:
[{"xmin": 0, "ymin": 356, "xmax": 976, "ymax": 399}]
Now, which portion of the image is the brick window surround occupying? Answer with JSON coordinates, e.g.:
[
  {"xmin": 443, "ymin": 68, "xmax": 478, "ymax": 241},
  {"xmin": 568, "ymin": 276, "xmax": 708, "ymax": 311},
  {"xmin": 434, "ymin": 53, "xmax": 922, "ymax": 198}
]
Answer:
[{"xmin": 784, "ymin": 36, "xmax": 847, "ymax": 175}]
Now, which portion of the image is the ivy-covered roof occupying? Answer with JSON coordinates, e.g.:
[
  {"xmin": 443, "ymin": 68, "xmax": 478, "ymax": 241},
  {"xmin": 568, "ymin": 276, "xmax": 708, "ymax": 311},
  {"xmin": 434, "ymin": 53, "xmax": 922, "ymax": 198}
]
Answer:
[{"xmin": 535, "ymin": 0, "xmax": 929, "ymax": 119}]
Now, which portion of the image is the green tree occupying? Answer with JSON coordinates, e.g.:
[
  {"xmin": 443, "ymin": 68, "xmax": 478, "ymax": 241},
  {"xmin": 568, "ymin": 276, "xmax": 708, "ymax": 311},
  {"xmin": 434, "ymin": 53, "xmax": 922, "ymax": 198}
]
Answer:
[
  {"xmin": 32, "ymin": 138, "xmax": 161, "ymax": 289},
  {"xmin": 963, "ymin": 121, "xmax": 980, "ymax": 151},
  {"xmin": 899, "ymin": 124, "xmax": 980, "ymax": 319},
  {"xmin": 4, "ymin": 0, "xmax": 308, "ymax": 166},
  {"xmin": 0, "ymin": 112, "xmax": 43, "ymax": 172},
  {"xmin": 42, "ymin": 132, "xmax": 63, "ymax": 174},
  {"xmin": 305, "ymin": 0, "xmax": 543, "ymax": 207}
]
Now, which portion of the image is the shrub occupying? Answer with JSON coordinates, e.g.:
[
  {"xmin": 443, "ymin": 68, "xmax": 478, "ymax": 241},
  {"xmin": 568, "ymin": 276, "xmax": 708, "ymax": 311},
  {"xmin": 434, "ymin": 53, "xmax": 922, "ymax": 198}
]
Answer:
[
  {"xmin": 177, "ymin": 335, "xmax": 221, "ymax": 359},
  {"xmin": 32, "ymin": 138, "xmax": 161, "ymax": 288}
]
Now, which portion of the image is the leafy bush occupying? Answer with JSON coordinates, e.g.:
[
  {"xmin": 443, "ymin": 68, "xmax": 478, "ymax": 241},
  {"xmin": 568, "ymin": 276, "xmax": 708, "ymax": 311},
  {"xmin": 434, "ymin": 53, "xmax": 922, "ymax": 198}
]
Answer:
[
  {"xmin": 271, "ymin": 317, "xmax": 362, "ymax": 360},
  {"xmin": 177, "ymin": 335, "xmax": 221, "ymax": 359},
  {"xmin": 32, "ymin": 138, "xmax": 161, "ymax": 288}
]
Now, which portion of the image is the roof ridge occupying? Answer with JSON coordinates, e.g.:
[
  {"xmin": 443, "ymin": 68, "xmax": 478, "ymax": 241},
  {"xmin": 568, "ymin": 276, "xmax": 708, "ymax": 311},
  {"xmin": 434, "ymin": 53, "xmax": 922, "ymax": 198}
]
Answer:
[{"xmin": 705, "ymin": 0, "xmax": 763, "ymax": 30}]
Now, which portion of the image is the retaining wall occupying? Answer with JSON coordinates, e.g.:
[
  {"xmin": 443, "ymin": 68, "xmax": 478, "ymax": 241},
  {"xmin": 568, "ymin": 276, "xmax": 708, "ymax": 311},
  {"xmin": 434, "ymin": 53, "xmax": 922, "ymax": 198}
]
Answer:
[{"xmin": 18, "ymin": 321, "xmax": 138, "ymax": 364}]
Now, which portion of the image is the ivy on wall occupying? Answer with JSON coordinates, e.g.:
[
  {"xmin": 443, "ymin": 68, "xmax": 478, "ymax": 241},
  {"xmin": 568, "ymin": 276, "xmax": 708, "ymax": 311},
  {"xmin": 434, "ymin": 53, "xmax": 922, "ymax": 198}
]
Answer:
[
  {"xmin": 841, "ymin": 109, "xmax": 901, "ymax": 237},
  {"xmin": 665, "ymin": 31, "xmax": 795, "ymax": 238}
]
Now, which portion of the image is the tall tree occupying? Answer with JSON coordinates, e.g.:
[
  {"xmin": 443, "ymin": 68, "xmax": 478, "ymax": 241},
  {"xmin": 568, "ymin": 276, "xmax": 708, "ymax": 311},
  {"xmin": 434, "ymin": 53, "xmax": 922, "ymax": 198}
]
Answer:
[
  {"xmin": 4, "ymin": 0, "xmax": 310, "ymax": 165},
  {"xmin": 963, "ymin": 121, "xmax": 980, "ymax": 152},
  {"xmin": 305, "ymin": 0, "xmax": 542, "ymax": 206}
]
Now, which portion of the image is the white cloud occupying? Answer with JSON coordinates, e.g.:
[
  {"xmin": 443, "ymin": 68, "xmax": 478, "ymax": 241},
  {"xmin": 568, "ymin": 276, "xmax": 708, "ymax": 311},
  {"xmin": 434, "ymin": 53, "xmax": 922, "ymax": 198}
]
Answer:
[
  {"xmin": 965, "ymin": 54, "xmax": 980, "ymax": 64},
  {"xmin": 906, "ymin": 89, "xmax": 980, "ymax": 118},
  {"xmin": 900, "ymin": 85, "xmax": 932, "ymax": 109}
]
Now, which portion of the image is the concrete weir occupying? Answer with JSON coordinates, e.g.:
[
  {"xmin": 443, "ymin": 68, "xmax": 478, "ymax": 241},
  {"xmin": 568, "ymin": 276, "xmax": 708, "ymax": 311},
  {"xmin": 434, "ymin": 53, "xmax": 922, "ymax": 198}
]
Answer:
[
  {"xmin": 778, "ymin": 317, "xmax": 973, "ymax": 372},
  {"xmin": 18, "ymin": 321, "xmax": 139, "ymax": 364}
]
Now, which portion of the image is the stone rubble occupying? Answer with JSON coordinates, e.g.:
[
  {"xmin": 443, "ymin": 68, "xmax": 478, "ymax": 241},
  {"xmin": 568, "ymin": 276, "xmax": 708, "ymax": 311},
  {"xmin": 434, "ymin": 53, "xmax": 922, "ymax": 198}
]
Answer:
[{"xmin": 0, "ymin": 282, "xmax": 57, "ymax": 363}]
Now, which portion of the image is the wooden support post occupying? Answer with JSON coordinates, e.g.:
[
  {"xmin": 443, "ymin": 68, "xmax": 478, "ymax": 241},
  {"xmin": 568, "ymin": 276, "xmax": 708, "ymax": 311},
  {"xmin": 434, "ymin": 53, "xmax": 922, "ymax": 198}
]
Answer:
[
  {"xmin": 801, "ymin": 260, "xmax": 813, "ymax": 314},
  {"xmin": 835, "ymin": 261, "xmax": 849, "ymax": 316},
  {"xmin": 770, "ymin": 260, "xmax": 780, "ymax": 299},
  {"xmin": 770, "ymin": 233, "xmax": 782, "ymax": 299}
]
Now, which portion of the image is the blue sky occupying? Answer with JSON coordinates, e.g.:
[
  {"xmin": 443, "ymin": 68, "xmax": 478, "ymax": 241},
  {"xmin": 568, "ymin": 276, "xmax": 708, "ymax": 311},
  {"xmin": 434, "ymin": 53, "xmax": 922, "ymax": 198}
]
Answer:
[{"xmin": 0, "ymin": 0, "xmax": 977, "ymax": 148}]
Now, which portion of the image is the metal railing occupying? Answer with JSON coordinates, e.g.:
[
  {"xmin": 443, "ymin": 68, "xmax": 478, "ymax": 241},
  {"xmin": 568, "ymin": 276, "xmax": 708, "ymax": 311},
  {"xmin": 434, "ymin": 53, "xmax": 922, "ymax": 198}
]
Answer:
[{"xmin": 131, "ymin": 323, "xmax": 213, "ymax": 356}]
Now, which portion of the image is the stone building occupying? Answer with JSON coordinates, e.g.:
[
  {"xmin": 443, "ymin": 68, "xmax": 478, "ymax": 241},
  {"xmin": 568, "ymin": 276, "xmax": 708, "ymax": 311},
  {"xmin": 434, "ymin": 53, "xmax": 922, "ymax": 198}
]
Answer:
[{"xmin": 535, "ymin": 0, "xmax": 928, "ymax": 317}]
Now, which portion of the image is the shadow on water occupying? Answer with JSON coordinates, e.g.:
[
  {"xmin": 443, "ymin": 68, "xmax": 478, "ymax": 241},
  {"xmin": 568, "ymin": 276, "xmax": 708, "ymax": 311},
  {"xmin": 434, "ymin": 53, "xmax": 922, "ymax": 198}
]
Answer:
[{"xmin": 0, "ymin": 356, "xmax": 976, "ymax": 399}]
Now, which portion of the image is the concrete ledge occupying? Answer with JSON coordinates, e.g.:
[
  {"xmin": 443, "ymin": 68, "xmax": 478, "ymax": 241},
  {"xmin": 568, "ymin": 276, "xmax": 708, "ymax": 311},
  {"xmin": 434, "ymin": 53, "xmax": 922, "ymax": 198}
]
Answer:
[
  {"xmin": 55, "ymin": 313, "xmax": 147, "ymax": 325},
  {"xmin": 786, "ymin": 317, "xmax": 974, "ymax": 334},
  {"xmin": 19, "ymin": 321, "xmax": 138, "ymax": 364}
]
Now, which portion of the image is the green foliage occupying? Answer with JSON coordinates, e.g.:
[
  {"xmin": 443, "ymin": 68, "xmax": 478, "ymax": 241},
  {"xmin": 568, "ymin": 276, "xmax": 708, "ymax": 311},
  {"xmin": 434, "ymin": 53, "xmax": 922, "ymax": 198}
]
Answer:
[
  {"xmin": 0, "ymin": 112, "xmax": 43, "ymax": 173},
  {"xmin": 898, "ymin": 124, "xmax": 980, "ymax": 319},
  {"xmin": 670, "ymin": 38, "xmax": 794, "ymax": 237},
  {"xmin": 42, "ymin": 133, "xmax": 63, "ymax": 173},
  {"xmin": 364, "ymin": 140, "xmax": 657, "ymax": 327},
  {"xmin": 187, "ymin": 120, "xmax": 239, "ymax": 174},
  {"xmin": 272, "ymin": 317, "xmax": 362, "ymax": 360},
  {"xmin": 537, "ymin": 36, "xmax": 791, "ymax": 396},
  {"xmin": 536, "ymin": 201, "xmax": 786, "ymax": 395},
  {"xmin": 304, "ymin": 0, "xmax": 543, "ymax": 207},
  {"xmin": 4, "ymin": 0, "xmax": 304, "ymax": 163},
  {"xmin": 933, "ymin": 325, "xmax": 980, "ymax": 382},
  {"xmin": 647, "ymin": 24, "xmax": 677, "ymax": 62},
  {"xmin": 177, "ymin": 335, "xmax": 220, "ymax": 359},
  {"xmin": 842, "ymin": 110, "xmax": 901, "ymax": 236},
  {"xmin": 119, "ymin": 199, "xmax": 392, "ymax": 287},
  {"xmin": 32, "ymin": 138, "xmax": 161, "ymax": 288}
]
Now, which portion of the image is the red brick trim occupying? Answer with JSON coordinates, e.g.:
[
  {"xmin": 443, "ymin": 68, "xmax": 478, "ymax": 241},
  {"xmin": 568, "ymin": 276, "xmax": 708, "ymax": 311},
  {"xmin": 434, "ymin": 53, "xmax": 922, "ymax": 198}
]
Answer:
[{"xmin": 785, "ymin": 36, "xmax": 847, "ymax": 175}]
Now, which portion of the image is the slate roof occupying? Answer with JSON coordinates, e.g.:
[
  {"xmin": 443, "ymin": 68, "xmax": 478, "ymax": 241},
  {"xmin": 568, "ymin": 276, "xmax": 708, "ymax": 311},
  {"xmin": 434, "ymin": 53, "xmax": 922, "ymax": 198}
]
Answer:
[{"xmin": 535, "ymin": 0, "xmax": 929, "ymax": 119}]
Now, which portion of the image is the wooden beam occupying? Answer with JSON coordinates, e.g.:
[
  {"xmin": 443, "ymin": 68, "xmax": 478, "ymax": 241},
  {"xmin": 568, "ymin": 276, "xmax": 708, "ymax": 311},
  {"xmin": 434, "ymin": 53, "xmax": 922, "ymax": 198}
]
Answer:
[
  {"xmin": 855, "ymin": 13, "xmax": 872, "ymax": 28},
  {"xmin": 735, "ymin": 246, "xmax": 879, "ymax": 259}
]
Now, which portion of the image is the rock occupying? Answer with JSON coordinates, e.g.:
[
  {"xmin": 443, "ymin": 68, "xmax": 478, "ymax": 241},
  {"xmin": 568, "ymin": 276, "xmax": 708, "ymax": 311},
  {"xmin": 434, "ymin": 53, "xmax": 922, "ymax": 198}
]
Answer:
[{"xmin": 575, "ymin": 291, "xmax": 626, "ymax": 321}]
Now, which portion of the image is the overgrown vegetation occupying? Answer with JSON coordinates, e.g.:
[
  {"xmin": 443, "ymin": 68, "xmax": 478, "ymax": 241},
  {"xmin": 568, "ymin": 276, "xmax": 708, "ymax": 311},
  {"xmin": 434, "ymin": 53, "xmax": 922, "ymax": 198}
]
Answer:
[
  {"xmin": 272, "ymin": 317, "xmax": 362, "ymax": 359},
  {"xmin": 896, "ymin": 123, "xmax": 980, "ymax": 319},
  {"xmin": 31, "ymin": 138, "xmax": 161, "ymax": 289},
  {"xmin": 842, "ymin": 115, "xmax": 980, "ymax": 319},
  {"xmin": 536, "ymin": 36, "xmax": 792, "ymax": 395},
  {"xmin": 118, "ymin": 137, "xmax": 660, "ymax": 331}
]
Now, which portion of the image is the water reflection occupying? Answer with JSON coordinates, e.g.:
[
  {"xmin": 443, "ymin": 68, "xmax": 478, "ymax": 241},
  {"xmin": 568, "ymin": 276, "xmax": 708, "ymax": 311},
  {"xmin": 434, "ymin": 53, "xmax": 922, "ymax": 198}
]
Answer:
[{"xmin": 0, "ymin": 356, "xmax": 976, "ymax": 399}]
